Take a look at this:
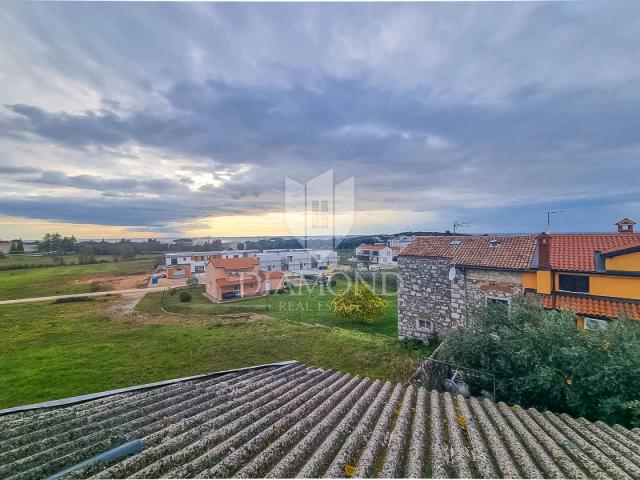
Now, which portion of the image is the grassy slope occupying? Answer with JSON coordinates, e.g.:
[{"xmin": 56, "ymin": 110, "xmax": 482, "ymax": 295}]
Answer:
[
  {"xmin": 0, "ymin": 257, "xmax": 158, "ymax": 301},
  {"xmin": 154, "ymin": 281, "xmax": 399, "ymax": 337},
  {"xmin": 0, "ymin": 297, "xmax": 432, "ymax": 408}
]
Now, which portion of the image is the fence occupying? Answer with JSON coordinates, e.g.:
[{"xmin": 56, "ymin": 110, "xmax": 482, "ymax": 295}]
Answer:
[
  {"xmin": 421, "ymin": 357, "xmax": 496, "ymax": 400},
  {"xmin": 160, "ymin": 287, "xmax": 396, "ymax": 338}
]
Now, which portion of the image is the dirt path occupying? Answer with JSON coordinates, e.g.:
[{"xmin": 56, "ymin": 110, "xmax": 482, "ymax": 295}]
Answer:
[{"xmin": 0, "ymin": 287, "xmax": 169, "ymax": 305}]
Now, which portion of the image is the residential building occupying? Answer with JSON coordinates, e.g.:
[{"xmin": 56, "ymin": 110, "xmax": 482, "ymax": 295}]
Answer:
[
  {"xmin": 398, "ymin": 218, "xmax": 640, "ymax": 341},
  {"xmin": 355, "ymin": 244, "xmax": 394, "ymax": 267},
  {"xmin": 307, "ymin": 249, "xmax": 339, "ymax": 269},
  {"xmin": 165, "ymin": 251, "xmax": 222, "ymax": 279},
  {"xmin": 205, "ymin": 257, "xmax": 284, "ymax": 301},
  {"xmin": 220, "ymin": 249, "xmax": 260, "ymax": 259},
  {"xmin": 389, "ymin": 235, "xmax": 415, "ymax": 248},
  {"xmin": 391, "ymin": 245, "xmax": 403, "ymax": 260},
  {"xmin": 2, "ymin": 361, "xmax": 637, "ymax": 479},
  {"xmin": 282, "ymin": 250, "xmax": 314, "ymax": 272},
  {"xmin": 23, "ymin": 242, "xmax": 39, "ymax": 253},
  {"xmin": 257, "ymin": 252, "xmax": 283, "ymax": 272},
  {"xmin": 0, "ymin": 241, "xmax": 11, "ymax": 254}
]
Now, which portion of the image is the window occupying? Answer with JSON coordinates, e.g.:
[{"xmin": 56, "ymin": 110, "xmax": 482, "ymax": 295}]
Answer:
[
  {"xmin": 416, "ymin": 319, "xmax": 433, "ymax": 332},
  {"xmin": 194, "ymin": 266, "xmax": 204, "ymax": 273},
  {"xmin": 486, "ymin": 297, "xmax": 509, "ymax": 314},
  {"xmin": 171, "ymin": 258, "xmax": 177, "ymax": 265},
  {"xmin": 583, "ymin": 317, "xmax": 608, "ymax": 331},
  {"xmin": 559, "ymin": 274, "xmax": 589, "ymax": 293},
  {"xmin": 486, "ymin": 297, "xmax": 508, "ymax": 307}
]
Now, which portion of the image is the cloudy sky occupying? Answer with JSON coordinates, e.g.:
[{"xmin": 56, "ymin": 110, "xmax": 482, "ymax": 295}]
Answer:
[{"xmin": 1, "ymin": 2, "xmax": 639, "ymax": 239}]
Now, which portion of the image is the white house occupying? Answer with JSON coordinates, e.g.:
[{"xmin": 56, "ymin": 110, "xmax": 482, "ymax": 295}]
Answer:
[
  {"xmin": 307, "ymin": 250, "xmax": 339, "ymax": 269},
  {"xmin": 165, "ymin": 251, "xmax": 222, "ymax": 278},
  {"xmin": 23, "ymin": 242, "xmax": 40, "ymax": 253},
  {"xmin": 282, "ymin": 250, "xmax": 314, "ymax": 272},
  {"xmin": 257, "ymin": 252, "xmax": 283, "ymax": 272},
  {"xmin": 220, "ymin": 249, "xmax": 260, "ymax": 259},
  {"xmin": 355, "ymin": 244, "xmax": 394, "ymax": 267},
  {"xmin": 389, "ymin": 235, "xmax": 415, "ymax": 248}
]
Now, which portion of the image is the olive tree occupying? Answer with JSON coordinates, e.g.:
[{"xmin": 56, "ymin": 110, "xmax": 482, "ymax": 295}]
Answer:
[{"xmin": 440, "ymin": 297, "xmax": 640, "ymax": 427}]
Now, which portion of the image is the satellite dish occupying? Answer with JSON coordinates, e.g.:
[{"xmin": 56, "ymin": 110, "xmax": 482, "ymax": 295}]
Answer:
[{"xmin": 448, "ymin": 267, "xmax": 457, "ymax": 281}]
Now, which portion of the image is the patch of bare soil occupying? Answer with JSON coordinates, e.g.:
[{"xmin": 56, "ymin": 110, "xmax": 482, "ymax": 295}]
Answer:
[
  {"xmin": 107, "ymin": 292, "xmax": 146, "ymax": 316},
  {"xmin": 75, "ymin": 273, "xmax": 150, "ymax": 291}
]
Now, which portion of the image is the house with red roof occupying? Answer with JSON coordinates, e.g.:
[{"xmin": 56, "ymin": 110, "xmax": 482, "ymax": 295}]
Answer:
[
  {"xmin": 355, "ymin": 243, "xmax": 394, "ymax": 267},
  {"xmin": 398, "ymin": 218, "xmax": 640, "ymax": 340},
  {"xmin": 205, "ymin": 257, "xmax": 284, "ymax": 302}
]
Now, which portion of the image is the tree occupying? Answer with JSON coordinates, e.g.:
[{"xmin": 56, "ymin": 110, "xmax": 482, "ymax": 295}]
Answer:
[
  {"xmin": 10, "ymin": 239, "xmax": 24, "ymax": 253},
  {"xmin": 331, "ymin": 282, "xmax": 388, "ymax": 324},
  {"xmin": 77, "ymin": 244, "xmax": 95, "ymax": 265},
  {"xmin": 118, "ymin": 242, "xmax": 136, "ymax": 260},
  {"xmin": 440, "ymin": 296, "xmax": 640, "ymax": 427}
]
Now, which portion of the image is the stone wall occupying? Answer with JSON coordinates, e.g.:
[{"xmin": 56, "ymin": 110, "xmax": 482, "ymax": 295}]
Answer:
[
  {"xmin": 398, "ymin": 256, "xmax": 452, "ymax": 341},
  {"xmin": 398, "ymin": 256, "xmax": 524, "ymax": 340}
]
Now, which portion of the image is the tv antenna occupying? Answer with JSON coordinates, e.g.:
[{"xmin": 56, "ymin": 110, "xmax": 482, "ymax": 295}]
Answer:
[
  {"xmin": 453, "ymin": 222, "xmax": 469, "ymax": 234},
  {"xmin": 545, "ymin": 211, "xmax": 565, "ymax": 233}
]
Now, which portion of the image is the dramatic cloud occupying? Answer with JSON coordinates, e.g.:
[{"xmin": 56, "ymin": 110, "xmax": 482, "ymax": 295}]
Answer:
[{"xmin": 0, "ymin": 2, "xmax": 639, "ymax": 236}]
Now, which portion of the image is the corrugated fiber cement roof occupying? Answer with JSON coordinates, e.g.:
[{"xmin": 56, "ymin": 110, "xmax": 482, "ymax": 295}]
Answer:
[{"xmin": 2, "ymin": 362, "xmax": 640, "ymax": 479}]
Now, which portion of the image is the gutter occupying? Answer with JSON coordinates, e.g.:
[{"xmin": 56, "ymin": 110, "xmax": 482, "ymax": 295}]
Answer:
[{"xmin": 0, "ymin": 360, "xmax": 297, "ymax": 416}]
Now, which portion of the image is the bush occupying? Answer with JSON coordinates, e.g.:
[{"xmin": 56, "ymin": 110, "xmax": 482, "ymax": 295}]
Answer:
[
  {"xmin": 440, "ymin": 296, "xmax": 640, "ymax": 427},
  {"xmin": 331, "ymin": 282, "xmax": 387, "ymax": 324},
  {"xmin": 179, "ymin": 291, "xmax": 192, "ymax": 303}
]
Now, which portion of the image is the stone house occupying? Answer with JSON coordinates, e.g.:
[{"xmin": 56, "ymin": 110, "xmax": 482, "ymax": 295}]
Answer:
[
  {"xmin": 398, "ymin": 220, "xmax": 640, "ymax": 341},
  {"xmin": 398, "ymin": 236, "xmax": 536, "ymax": 341}
]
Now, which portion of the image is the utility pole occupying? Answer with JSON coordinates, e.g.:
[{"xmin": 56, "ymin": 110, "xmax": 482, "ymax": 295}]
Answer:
[{"xmin": 546, "ymin": 211, "xmax": 565, "ymax": 233}]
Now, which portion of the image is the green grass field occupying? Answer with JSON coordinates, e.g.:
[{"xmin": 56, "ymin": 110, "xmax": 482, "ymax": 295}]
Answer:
[
  {"xmin": 0, "ymin": 253, "xmax": 158, "ymax": 269},
  {"xmin": 0, "ymin": 256, "xmax": 159, "ymax": 301},
  {"xmin": 0, "ymin": 296, "xmax": 433, "ymax": 408},
  {"xmin": 143, "ymin": 280, "xmax": 399, "ymax": 336}
]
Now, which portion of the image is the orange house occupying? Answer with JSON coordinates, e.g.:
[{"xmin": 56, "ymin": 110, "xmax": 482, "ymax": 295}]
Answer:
[
  {"xmin": 205, "ymin": 257, "xmax": 284, "ymax": 302},
  {"xmin": 399, "ymin": 218, "xmax": 640, "ymax": 340}
]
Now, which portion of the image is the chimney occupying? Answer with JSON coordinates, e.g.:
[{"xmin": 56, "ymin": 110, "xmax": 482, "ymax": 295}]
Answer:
[
  {"xmin": 616, "ymin": 218, "xmax": 636, "ymax": 234},
  {"xmin": 536, "ymin": 233, "xmax": 551, "ymax": 269}
]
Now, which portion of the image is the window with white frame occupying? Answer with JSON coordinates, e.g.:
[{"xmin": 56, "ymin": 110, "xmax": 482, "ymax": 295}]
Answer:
[{"xmin": 416, "ymin": 318, "xmax": 433, "ymax": 332}]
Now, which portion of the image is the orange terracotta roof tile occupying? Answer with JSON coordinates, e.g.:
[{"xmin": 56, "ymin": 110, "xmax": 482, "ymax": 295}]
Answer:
[
  {"xmin": 547, "ymin": 233, "xmax": 640, "ymax": 272},
  {"xmin": 400, "ymin": 236, "xmax": 537, "ymax": 270},
  {"xmin": 210, "ymin": 257, "xmax": 258, "ymax": 269},
  {"xmin": 539, "ymin": 294, "xmax": 640, "ymax": 321},
  {"xmin": 357, "ymin": 244, "xmax": 387, "ymax": 250}
]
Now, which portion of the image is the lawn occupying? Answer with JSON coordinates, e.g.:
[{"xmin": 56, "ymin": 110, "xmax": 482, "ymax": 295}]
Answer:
[
  {"xmin": 0, "ymin": 297, "xmax": 433, "ymax": 408},
  {"xmin": 0, "ymin": 253, "xmax": 157, "ymax": 269},
  {"xmin": 146, "ymin": 279, "xmax": 399, "ymax": 337},
  {"xmin": 0, "ymin": 256, "xmax": 159, "ymax": 301}
]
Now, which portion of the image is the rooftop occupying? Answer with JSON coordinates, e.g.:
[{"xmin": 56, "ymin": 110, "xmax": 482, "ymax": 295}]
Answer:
[
  {"xmin": 539, "ymin": 293, "xmax": 640, "ymax": 321},
  {"xmin": 401, "ymin": 235, "xmax": 537, "ymax": 270},
  {"xmin": 547, "ymin": 233, "xmax": 640, "ymax": 272},
  {"xmin": 2, "ymin": 362, "xmax": 639, "ymax": 479},
  {"xmin": 357, "ymin": 244, "xmax": 388, "ymax": 250},
  {"xmin": 210, "ymin": 257, "xmax": 258, "ymax": 269}
]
